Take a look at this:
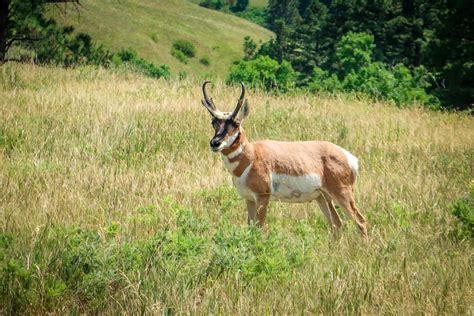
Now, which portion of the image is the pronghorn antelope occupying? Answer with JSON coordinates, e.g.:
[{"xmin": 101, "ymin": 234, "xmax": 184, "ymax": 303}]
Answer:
[{"xmin": 200, "ymin": 82, "xmax": 367, "ymax": 239}]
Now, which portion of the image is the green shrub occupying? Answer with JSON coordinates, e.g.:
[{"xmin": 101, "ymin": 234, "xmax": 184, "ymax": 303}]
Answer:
[
  {"xmin": 235, "ymin": 7, "xmax": 268, "ymax": 28},
  {"xmin": 117, "ymin": 48, "xmax": 138, "ymax": 62},
  {"xmin": 449, "ymin": 185, "xmax": 474, "ymax": 241},
  {"xmin": 172, "ymin": 40, "xmax": 196, "ymax": 58},
  {"xmin": 1, "ymin": 258, "xmax": 36, "ymax": 314},
  {"xmin": 150, "ymin": 33, "xmax": 158, "ymax": 43},
  {"xmin": 179, "ymin": 71, "xmax": 188, "ymax": 80},
  {"xmin": 308, "ymin": 67, "xmax": 342, "ymax": 93},
  {"xmin": 199, "ymin": 0, "xmax": 224, "ymax": 10},
  {"xmin": 208, "ymin": 225, "xmax": 305, "ymax": 281},
  {"xmin": 340, "ymin": 62, "xmax": 439, "ymax": 108},
  {"xmin": 230, "ymin": 0, "xmax": 249, "ymax": 12},
  {"xmin": 342, "ymin": 62, "xmax": 396, "ymax": 99},
  {"xmin": 199, "ymin": 56, "xmax": 210, "ymax": 66},
  {"xmin": 336, "ymin": 32, "xmax": 375, "ymax": 75},
  {"xmin": 390, "ymin": 64, "xmax": 440, "ymax": 109},
  {"xmin": 171, "ymin": 48, "xmax": 188, "ymax": 64},
  {"xmin": 227, "ymin": 55, "xmax": 295, "ymax": 91},
  {"xmin": 334, "ymin": 32, "xmax": 439, "ymax": 108},
  {"xmin": 118, "ymin": 48, "xmax": 171, "ymax": 79},
  {"xmin": 133, "ymin": 60, "xmax": 170, "ymax": 79},
  {"xmin": 243, "ymin": 36, "xmax": 257, "ymax": 61}
]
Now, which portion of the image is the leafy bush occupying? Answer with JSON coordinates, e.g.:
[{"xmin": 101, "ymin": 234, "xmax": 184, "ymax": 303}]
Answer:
[
  {"xmin": 171, "ymin": 48, "xmax": 188, "ymax": 64},
  {"xmin": 327, "ymin": 32, "xmax": 439, "ymax": 108},
  {"xmin": 341, "ymin": 62, "xmax": 396, "ymax": 99},
  {"xmin": 199, "ymin": 0, "xmax": 224, "ymax": 10},
  {"xmin": 131, "ymin": 58, "xmax": 171, "ymax": 79},
  {"xmin": 118, "ymin": 48, "xmax": 170, "ymax": 79},
  {"xmin": 235, "ymin": 7, "xmax": 268, "ymax": 27},
  {"xmin": 227, "ymin": 55, "xmax": 295, "ymax": 91},
  {"xmin": 179, "ymin": 71, "xmax": 188, "ymax": 80},
  {"xmin": 172, "ymin": 40, "xmax": 196, "ymax": 58},
  {"xmin": 449, "ymin": 185, "xmax": 474, "ymax": 241},
  {"xmin": 199, "ymin": 56, "xmax": 210, "ymax": 66},
  {"xmin": 149, "ymin": 33, "xmax": 158, "ymax": 43},
  {"xmin": 336, "ymin": 32, "xmax": 375, "ymax": 74},
  {"xmin": 243, "ymin": 36, "xmax": 257, "ymax": 61},
  {"xmin": 230, "ymin": 0, "xmax": 249, "ymax": 13},
  {"xmin": 232, "ymin": 31, "xmax": 439, "ymax": 107},
  {"xmin": 308, "ymin": 67, "xmax": 342, "ymax": 93},
  {"xmin": 116, "ymin": 47, "xmax": 138, "ymax": 62},
  {"xmin": 340, "ymin": 62, "xmax": 439, "ymax": 108}
]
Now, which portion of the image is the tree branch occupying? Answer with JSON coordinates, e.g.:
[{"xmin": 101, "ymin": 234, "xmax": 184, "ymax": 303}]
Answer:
[{"xmin": 5, "ymin": 34, "xmax": 49, "ymax": 50}]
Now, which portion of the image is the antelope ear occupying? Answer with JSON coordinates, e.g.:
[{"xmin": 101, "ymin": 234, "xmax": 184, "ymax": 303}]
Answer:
[{"xmin": 237, "ymin": 100, "xmax": 249, "ymax": 122}]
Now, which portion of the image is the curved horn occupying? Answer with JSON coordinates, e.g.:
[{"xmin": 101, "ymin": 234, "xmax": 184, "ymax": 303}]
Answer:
[
  {"xmin": 230, "ymin": 82, "xmax": 246, "ymax": 120},
  {"xmin": 202, "ymin": 81, "xmax": 217, "ymax": 110},
  {"xmin": 201, "ymin": 81, "xmax": 218, "ymax": 117}
]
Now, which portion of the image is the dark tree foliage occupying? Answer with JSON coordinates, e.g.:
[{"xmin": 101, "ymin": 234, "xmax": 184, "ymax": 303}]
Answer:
[
  {"xmin": 199, "ymin": 0, "xmax": 224, "ymax": 10},
  {"xmin": 266, "ymin": 0, "xmax": 301, "ymax": 63},
  {"xmin": 243, "ymin": 35, "xmax": 257, "ymax": 61},
  {"xmin": 230, "ymin": 0, "xmax": 249, "ymax": 13},
  {"xmin": 1, "ymin": 0, "xmax": 170, "ymax": 79},
  {"xmin": 262, "ymin": 0, "xmax": 473, "ymax": 110},
  {"xmin": 424, "ymin": 0, "xmax": 474, "ymax": 109},
  {"xmin": 0, "ymin": 0, "xmax": 79, "ymax": 63}
]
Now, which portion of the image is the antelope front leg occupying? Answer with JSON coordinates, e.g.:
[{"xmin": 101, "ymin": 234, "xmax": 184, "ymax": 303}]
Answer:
[
  {"xmin": 255, "ymin": 195, "xmax": 270, "ymax": 227},
  {"xmin": 246, "ymin": 199, "xmax": 256, "ymax": 225}
]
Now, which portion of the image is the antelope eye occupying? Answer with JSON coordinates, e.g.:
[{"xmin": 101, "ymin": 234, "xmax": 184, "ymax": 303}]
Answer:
[{"xmin": 211, "ymin": 120, "xmax": 219, "ymax": 128}]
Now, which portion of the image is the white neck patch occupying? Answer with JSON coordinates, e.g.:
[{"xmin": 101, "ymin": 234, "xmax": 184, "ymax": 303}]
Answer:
[
  {"xmin": 227, "ymin": 142, "xmax": 245, "ymax": 159},
  {"xmin": 219, "ymin": 131, "xmax": 240, "ymax": 150},
  {"xmin": 221, "ymin": 154, "xmax": 239, "ymax": 172}
]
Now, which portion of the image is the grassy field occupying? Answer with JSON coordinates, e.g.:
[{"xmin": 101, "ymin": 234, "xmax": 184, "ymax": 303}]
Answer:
[
  {"xmin": 48, "ymin": 0, "xmax": 272, "ymax": 79},
  {"xmin": 248, "ymin": 0, "xmax": 268, "ymax": 8},
  {"xmin": 1, "ymin": 63, "xmax": 473, "ymax": 314}
]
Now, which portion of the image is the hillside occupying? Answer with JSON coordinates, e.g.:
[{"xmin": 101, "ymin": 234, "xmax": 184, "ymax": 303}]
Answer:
[
  {"xmin": 49, "ymin": 0, "xmax": 273, "ymax": 78},
  {"xmin": 1, "ymin": 63, "xmax": 473, "ymax": 314}
]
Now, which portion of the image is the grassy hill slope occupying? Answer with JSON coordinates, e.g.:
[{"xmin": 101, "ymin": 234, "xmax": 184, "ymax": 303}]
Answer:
[
  {"xmin": 50, "ymin": 0, "xmax": 273, "ymax": 78},
  {"xmin": 1, "ymin": 64, "xmax": 473, "ymax": 314}
]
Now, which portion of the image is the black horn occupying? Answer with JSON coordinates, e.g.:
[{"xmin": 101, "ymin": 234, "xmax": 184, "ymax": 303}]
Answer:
[
  {"xmin": 202, "ymin": 81, "xmax": 217, "ymax": 110},
  {"xmin": 201, "ymin": 81, "xmax": 218, "ymax": 117},
  {"xmin": 230, "ymin": 82, "xmax": 246, "ymax": 120}
]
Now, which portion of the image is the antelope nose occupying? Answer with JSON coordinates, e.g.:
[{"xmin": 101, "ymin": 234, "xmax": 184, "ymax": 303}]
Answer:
[{"xmin": 210, "ymin": 139, "xmax": 221, "ymax": 148}]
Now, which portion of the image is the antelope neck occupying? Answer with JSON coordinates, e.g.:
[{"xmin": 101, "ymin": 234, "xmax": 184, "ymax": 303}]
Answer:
[
  {"xmin": 222, "ymin": 130, "xmax": 244, "ymax": 156},
  {"xmin": 221, "ymin": 132, "xmax": 253, "ymax": 177}
]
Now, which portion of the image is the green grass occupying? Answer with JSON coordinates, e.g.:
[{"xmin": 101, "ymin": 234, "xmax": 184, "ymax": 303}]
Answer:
[
  {"xmin": 1, "ymin": 63, "xmax": 473, "ymax": 313},
  {"xmin": 48, "ymin": 0, "xmax": 272, "ymax": 79},
  {"xmin": 248, "ymin": 0, "xmax": 268, "ymax": 9}
]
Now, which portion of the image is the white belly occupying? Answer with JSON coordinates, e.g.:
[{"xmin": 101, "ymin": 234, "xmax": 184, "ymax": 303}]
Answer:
[
  {"xmin": 270, "ymin": 173, "xmax": 322, "ymax": 202},
  {"xmin": 232, "ymin": 163, "xmax": 255, "ymax": 200}
]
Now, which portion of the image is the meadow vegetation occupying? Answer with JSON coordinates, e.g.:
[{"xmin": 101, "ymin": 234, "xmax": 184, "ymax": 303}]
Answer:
[{"xmin": 1, "ymin": 63, "xmax": 473, "ymax": 314}]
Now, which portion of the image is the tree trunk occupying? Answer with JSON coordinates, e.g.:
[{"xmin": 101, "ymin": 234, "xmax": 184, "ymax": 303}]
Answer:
[{"xmin": 0, "ymin": 0, "xmax": 9, "ymax": 64}]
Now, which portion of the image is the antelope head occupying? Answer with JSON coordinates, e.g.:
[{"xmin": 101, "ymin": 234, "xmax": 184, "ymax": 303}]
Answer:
[{"xmin": 201, "ymin": 81, "xmax": 249, "ymax": 152}]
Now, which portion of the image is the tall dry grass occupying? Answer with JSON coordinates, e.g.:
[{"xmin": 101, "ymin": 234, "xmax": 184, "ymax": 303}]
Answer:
[{"xmin": 1, "ymin": 63, "xmax": 473, "ymax": 314}]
